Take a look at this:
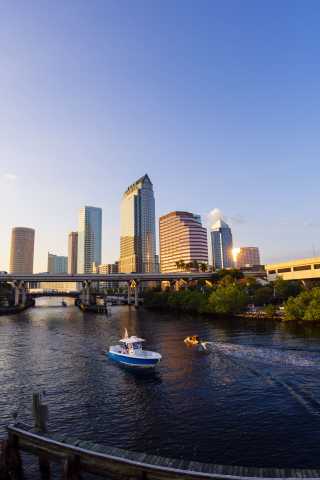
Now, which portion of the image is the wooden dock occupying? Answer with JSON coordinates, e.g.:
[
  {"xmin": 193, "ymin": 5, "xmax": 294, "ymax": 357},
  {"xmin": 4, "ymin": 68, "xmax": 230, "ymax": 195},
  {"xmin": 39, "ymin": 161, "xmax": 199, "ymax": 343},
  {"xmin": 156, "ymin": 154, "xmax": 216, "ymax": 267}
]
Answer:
[{"xmin": 1, "ymin": 394, "xmax": 320, "ymax": 480}]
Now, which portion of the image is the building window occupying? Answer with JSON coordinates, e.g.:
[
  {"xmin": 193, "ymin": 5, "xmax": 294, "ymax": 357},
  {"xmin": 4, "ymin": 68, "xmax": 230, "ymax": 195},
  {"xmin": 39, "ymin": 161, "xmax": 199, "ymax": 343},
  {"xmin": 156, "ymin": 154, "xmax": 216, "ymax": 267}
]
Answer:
[
  {"xmin": 314, "ymin": 264, "xmax": 320, "ymax": 269},
  {"xmin": 278, "ymin": 268, "xmax": 291, "ymax": 273},
  {"xmin": 268, "ymin": 270, "xmax": 276, "ymax": 274},
  {"xmin": 293, "ymin": 265, "xmax": 311, "ymax": 271}
]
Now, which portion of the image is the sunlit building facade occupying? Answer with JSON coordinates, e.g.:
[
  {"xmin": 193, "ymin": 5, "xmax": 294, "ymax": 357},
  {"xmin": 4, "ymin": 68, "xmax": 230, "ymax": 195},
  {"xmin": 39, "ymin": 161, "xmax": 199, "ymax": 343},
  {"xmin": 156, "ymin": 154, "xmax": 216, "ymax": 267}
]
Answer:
[
  {"xmin": 211, "ymin": 219, "xmax": 233, "ymax": 270},
  {"xmin": 120, "ymin": 174, "xmax": 156, "ymax": 273},
  {"xmin": 68, "ymin": 232, "xmax": 78, "ymax": 274},
  {"xmin": 159, "ymin": 211, "xmax": 208, "ymax": 273},
  {"xmin": 47, "ymin": 253, "xmax": 68, "ymax": 273},
  {"xmin": 9, "ymin": 227, "xmax": 35, "ymax": 274},
  {"xmin": 235, "ymin": 247, "xmax": 261, "ymax": 268},
  {"xmin": 92, "ymin": 261, "xmax": 119, "ymax": 289},
  {"xmin": 77, "ymin": 206, "xmax": 102, "ymax": 273}
]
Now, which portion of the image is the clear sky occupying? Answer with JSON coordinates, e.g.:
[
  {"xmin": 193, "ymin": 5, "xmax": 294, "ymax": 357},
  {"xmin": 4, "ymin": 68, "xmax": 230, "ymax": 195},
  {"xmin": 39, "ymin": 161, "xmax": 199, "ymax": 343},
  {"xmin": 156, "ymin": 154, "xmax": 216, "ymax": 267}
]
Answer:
[{"xmin": 1, "ymin": 0, "xmax": 320, "ymax": 272}]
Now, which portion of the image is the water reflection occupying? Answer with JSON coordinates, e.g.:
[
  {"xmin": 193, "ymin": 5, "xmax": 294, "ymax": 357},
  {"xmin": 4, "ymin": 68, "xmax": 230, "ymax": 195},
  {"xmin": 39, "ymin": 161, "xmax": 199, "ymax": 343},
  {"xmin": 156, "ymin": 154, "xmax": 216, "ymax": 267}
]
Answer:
[{"xmin": 0, "ymin": 302, "xmax": 320, "ymax": 470}]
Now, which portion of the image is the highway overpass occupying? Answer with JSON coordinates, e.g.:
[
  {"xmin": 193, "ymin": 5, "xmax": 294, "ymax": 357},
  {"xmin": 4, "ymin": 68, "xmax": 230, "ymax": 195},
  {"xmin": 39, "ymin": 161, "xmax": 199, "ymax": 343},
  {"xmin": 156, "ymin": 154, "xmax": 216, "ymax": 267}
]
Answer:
[
  {"xmin": 0, "ymin": 272, "xmax": 215, "ymax": 284},
  {"xmin": 266, "ymin": 256, "xmax": 320, "ymax": 281}
]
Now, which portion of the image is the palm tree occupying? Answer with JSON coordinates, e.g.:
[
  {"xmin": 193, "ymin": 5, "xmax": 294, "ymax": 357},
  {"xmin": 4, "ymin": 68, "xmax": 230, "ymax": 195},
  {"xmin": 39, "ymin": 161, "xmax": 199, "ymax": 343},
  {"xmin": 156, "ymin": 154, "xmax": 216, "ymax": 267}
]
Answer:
[
  {"xmin": 199, "ymin": 262, "xmax": 208, "ymax": 272},
  {"xmin": 175, "ymin": 260, "xmax": 186, "ymax": 271}
]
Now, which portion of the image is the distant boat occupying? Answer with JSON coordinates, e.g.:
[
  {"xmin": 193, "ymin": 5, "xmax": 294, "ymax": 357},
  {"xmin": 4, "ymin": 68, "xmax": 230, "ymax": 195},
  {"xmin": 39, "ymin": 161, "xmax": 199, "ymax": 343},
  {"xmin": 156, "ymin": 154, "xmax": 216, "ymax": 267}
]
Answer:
[
  {"xmin": 184, "ymin": 335, "xmax": 201, "ymax": 346},
  {"xmin": 108, "ymin": 329, "xmax": 161, "ymax": 368}
]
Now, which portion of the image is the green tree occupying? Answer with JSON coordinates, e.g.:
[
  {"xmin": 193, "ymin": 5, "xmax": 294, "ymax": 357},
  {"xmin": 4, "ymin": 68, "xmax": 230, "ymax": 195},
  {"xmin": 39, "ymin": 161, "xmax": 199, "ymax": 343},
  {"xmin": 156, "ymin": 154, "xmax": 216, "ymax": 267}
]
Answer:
[
  {"xmin": 208, "ymin": 284, "xmax": 249, "ymax": 315},
  {"xmin": 283, "ymin": 288, "xmax": 319, "ymax": 321},
  {"xmin": 199, "ymin": 262, "xmax": 208, "ymax": 272},
  {"xmin": 253, "ymin": 286, "xmax": 274, "ymax": 306},
  {"xmin": 274, "ymin": 278, "xmax": 302, "ymax": 302},
  {"xmin": 175, "ymin": 260, "xmax": 186, "ymax": 271}
]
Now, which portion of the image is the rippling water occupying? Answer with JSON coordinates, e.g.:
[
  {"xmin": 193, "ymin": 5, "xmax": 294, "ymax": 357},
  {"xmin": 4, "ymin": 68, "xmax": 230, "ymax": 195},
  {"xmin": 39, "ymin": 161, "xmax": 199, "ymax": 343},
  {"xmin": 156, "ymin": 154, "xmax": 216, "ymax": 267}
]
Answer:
[{"xmin": 1, "ymin": 297, "xmax": 320, "ymax": 474}]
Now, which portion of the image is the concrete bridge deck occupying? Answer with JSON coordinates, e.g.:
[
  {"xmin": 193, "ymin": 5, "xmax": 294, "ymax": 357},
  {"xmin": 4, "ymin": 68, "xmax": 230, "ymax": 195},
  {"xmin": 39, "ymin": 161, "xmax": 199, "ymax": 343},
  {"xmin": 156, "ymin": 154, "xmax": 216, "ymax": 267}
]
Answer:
[{"xmin": 0, "ymin": 272, "xmax": 214, "ymax": 283}]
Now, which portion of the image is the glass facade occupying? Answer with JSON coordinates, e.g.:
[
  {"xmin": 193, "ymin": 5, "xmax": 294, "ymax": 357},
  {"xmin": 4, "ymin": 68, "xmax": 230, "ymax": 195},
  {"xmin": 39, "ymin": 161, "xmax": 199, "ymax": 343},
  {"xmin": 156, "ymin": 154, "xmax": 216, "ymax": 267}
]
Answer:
[
  {"xmin": 211, "ymin": 219, "xmax": 234, "ymax": 270},
  {"xmin": 77, "ymin": 206, "xmax": 102, "ymax": 273},
  {"xmin": 120, "ymin": 174, "xmax": 156, "ymax": 273},
  {"xmin": 47, "ymin": 253, "xmax": 68, "ymax": 273}
]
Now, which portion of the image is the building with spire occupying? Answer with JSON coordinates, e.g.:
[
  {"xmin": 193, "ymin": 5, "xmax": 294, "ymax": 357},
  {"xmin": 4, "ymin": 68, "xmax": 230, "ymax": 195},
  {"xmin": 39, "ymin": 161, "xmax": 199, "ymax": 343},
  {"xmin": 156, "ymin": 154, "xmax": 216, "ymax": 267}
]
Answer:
[
  {"xmin": 211, "ymin": 219, "xmax": 234, "ymax": 270},
  {"xmin": 120, "ymin": 174, "xmax": 156, "ymax": 273}
]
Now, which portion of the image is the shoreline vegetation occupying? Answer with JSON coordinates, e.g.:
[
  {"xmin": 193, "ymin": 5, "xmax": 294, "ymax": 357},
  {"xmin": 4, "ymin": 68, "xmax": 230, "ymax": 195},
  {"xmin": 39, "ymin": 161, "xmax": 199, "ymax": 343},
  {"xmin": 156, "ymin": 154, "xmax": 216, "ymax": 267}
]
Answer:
[{"xmin": 143, "ymin": 270, "xmax": 320, "ymax": 324}]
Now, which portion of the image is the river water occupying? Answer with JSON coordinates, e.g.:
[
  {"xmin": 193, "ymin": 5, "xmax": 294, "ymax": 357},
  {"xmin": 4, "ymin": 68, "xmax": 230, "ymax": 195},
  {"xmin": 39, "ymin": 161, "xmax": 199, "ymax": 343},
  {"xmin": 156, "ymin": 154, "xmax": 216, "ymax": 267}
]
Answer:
[{"xmin": 1, "ymin": 298, "xmax": 320, "ymax": 473}]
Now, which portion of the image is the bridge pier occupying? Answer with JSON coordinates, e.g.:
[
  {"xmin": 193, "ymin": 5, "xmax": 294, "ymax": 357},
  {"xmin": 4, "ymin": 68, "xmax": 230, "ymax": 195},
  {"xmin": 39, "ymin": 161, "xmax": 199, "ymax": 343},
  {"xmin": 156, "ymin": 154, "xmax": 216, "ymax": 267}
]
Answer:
[
  {"xmin": 13, "ymin": 281, "xmax": 28, "ymax": 307},
  {"xmin": 134, "ymin": 281, "xmax": 139, "ymax": 308},
  {"xmin": 127, "ymin": 282, "xmax": 131, "ymax": 306},
  {"xmin": 80, "ymin": 281, "xmax": 92, "ymax": 307}
]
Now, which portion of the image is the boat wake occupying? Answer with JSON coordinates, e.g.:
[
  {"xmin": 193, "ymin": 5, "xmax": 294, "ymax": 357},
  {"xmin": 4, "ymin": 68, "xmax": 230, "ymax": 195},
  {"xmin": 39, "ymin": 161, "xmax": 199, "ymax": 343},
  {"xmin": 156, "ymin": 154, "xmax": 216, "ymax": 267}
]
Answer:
[
  {"xmin": 204, "ymin": 342, "xmax": 320, "ymax": 417},
  {"xmin": 208, "ymin": 342, "xmax": 319, "ymax": 368}
]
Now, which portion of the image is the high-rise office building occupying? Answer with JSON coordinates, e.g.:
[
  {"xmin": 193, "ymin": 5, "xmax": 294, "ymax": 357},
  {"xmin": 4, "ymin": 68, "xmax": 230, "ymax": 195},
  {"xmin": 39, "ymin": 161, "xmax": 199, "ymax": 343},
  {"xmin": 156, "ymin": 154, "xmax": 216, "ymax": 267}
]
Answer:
[
  {"xmin": 77, "ymin": 206, "xmax": 102, "ymax": 273},
  {"xmin": 47, "ymin": 253, "xmax": 68, "ymax": 273},
  {"xmin": 234, "ymin": 247, "xmax": 261, "ymax": 268},
  {"xmin": 211, "ymin": 219, "xmax": 234, "ymax": 270},
  {"xmin": 92, "ymin": 261, "xmax": 119, "ymax": 288},
  {"xmin": 159, "ymin": 211, "xmax": 208, "ymax": 273},
  {"xmin": 120, "ymin": 174, "xmax": 156, "ymax": 273},
  {"xmin": 68, "ymin": 232, "xmax": 78, "ymax": 274},
  {"xmin": 9, "ymin": 227, "xmax": 35, "ymax": 274}
]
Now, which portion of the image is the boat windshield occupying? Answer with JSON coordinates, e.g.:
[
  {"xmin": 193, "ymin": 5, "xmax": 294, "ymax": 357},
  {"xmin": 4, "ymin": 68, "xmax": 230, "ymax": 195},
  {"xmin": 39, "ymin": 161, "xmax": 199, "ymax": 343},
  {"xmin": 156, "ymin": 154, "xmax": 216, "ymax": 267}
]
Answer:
[{"xmin": 121, "ymin": 341, "xmax": 142, "ymax": 354}]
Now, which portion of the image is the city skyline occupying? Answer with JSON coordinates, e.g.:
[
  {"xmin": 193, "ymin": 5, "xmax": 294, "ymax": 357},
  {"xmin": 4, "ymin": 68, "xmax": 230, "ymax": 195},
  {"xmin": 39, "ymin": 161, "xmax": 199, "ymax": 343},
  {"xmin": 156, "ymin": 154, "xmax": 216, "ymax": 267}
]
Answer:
[{"xmin": 1, "ymin": 1, "xmax": 320, "ymax": 270}]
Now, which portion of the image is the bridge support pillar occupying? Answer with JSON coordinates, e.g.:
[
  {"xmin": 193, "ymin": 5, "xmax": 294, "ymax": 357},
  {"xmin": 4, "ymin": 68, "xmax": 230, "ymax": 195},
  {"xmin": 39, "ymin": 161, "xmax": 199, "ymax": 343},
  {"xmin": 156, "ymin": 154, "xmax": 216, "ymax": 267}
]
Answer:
[
  {"xmin": 81, "ymin": 281, "xmax": 92, "ymax": 306},
  {"xmin": 13, "ymin": 281, "xmax": 27, "ymax": 306},
  {"xmin": 21, "ymin": 287, "xmax": 27, "ymax": 306},
  {"xmin": 127, "ymin": 282, "xmax": 131, "ymax": 306},
  {"xmin": 14, "ymin": 286, "xmax": 20, "ymax": 306},
  {"xmin": 134, "ymin": 281, "xmax": 139, "ymax": 308}
]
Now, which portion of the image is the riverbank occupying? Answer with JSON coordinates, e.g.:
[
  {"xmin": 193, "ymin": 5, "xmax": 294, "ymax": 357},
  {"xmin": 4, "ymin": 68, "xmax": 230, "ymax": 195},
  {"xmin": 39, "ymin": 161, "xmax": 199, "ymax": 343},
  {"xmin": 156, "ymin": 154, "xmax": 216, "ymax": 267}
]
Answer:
[
  {"xmin": 0, "ymin": 299, "xmax": 35, "ymax": 316},
  {"xmin": 143, "ymin": 286, "xmax": 320, "ymax": 323}
]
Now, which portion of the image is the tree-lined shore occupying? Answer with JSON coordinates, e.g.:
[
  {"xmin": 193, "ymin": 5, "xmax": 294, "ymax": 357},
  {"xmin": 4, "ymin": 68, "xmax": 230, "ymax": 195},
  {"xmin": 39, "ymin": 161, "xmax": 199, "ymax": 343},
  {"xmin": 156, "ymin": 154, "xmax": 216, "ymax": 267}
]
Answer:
[{"xmin": 143, "ymin": 270, "xmax": 320, "ymax": 323}]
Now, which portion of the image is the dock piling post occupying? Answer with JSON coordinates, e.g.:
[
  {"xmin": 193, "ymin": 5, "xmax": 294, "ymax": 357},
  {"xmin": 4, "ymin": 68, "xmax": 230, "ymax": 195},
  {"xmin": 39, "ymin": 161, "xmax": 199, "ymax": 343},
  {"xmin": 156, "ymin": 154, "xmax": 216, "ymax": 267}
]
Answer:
[
  {"xmin": 32, "ymin": 392, "xmax": 51, "ymax": 479},
  {"xmin": 62, "ymin": 455, "xmax": 80, "ymax": 480},
  {"xmin": 1, "ymin": 434, "xmax": 23, "ymax": 480},
  {"xmin": 32, "ymin": 392, "xmax": 48, "ymax": 432}
]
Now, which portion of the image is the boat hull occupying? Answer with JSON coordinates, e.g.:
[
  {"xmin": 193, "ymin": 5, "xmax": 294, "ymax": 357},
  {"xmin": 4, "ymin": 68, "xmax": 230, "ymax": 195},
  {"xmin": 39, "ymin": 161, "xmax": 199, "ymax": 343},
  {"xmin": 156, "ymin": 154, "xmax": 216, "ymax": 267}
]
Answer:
[{"xmin": 108, "ymin": 351, "xmax": 160, "ymax": 368}]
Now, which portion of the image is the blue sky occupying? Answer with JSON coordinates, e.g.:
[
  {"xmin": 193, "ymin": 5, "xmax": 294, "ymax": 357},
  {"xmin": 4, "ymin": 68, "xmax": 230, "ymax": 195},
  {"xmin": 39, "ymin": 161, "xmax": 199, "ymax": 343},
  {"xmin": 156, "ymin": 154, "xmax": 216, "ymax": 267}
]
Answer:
[{"xmin": 1, "ymin": 0, "xmax": 320, "ymax": 271}]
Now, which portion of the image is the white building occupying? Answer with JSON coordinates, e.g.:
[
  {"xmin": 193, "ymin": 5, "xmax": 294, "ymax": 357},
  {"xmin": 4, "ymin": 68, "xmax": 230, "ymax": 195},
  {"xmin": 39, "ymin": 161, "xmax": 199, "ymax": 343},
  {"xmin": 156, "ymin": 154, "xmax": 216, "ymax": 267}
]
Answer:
[{"xmin": 77, "ymin": 206, "xmax": 102, "ymax": 273}]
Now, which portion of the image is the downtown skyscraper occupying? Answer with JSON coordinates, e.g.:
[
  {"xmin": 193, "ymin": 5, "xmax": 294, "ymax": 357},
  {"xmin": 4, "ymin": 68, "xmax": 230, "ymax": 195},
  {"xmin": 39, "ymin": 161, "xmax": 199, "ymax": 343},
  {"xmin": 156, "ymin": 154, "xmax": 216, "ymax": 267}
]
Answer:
[
  {"xmin": 211, "ymin": 219, "xmax": 234, "ymax": 270},
  {"xmin": 9, "ymin": 227, "xmax": 35, "ymax": 274},
  {"xmin": 159, "ymin": 211, "xmax": 208, "ymax": 273},
  {"xmin": 77, "ymin": 206, "xmax": 102, "ymax": 274},
  {"xmin": 120, "ymin": 174, "xmax": 156, "ymax": 273},
  {"xmin": 68, "ymin": 231, "xmax": 78, "ymax": 274}
]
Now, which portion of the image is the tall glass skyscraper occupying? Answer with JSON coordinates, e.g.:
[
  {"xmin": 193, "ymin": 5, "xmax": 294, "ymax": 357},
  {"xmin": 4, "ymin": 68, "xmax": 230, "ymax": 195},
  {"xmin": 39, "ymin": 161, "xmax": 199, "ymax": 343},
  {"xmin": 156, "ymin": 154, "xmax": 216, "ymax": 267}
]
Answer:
[
  {"xmin": 120, "ymin": 174, "xmax": 156, "ymax": 273},
  {"xmin": 211, "ymin": 219, "xmax": 234, "ymax": 270},
  {"xmin": 77, "ymin": 206, "xmax": 102, "ymax": 273}
]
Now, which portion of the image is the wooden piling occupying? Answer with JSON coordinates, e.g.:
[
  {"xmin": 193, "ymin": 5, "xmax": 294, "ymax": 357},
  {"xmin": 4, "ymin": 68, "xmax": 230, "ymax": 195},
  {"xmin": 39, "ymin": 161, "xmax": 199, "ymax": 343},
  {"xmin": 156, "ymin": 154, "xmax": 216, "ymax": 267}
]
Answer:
[
  {"xmin": 1, "ymin": 435, "xmax": 23, "ymax": 480},
  {"xmin": 32, "ymin": 392, "xmax": 50, "ymax": 478},
  {"xmin": 32, "ymin": 392, "xmax": 48, "ymax": 433},
  {"xmin": 62, "ymin": 455, "xmax": 80, "ymax": 480}
]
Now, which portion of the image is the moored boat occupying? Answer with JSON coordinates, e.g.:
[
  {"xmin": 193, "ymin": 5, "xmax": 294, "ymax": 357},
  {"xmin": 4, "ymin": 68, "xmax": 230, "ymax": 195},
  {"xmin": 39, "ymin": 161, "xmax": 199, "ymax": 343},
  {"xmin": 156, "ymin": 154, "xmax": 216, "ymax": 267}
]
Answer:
[{"xmin": 108, "ymin": 330, "xmax": 161, "ymax": 368}]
